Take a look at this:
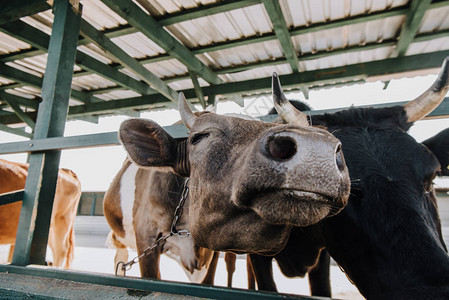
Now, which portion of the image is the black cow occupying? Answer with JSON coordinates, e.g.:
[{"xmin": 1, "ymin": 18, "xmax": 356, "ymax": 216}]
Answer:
[
  {"xmin": 423, "ymin": 127, "xmax": 449, "ymax": 176},
  {"xmin": 250, "ymin": 58, "xmax": 449, "ymax": 300}
]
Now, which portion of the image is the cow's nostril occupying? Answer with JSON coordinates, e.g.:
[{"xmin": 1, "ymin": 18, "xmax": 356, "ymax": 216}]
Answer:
[
  {"xmin": 335, "ymin": 144, "xmax": 345, "ymax": 172},
  {"xmin": 266, "ymin": 135, "xmax": 297, "ymax": 160}
]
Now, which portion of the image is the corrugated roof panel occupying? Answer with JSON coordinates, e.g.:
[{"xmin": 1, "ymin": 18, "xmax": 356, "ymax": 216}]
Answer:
[
  {"xmin": 94, "ymin": 89, "xmax": 141, "ymax": 101},
  {"xmin": 80, "ymin": 0, "xmax": 127, "ymax": 30},
  {"xmin": 16, "ymin": 86, "xmax": 41, "ymax": 97},
  {"xmin": 73, "ymin": 65, "xmax": 83, "ymax": 72},
  {"xmin": 143, "ymin": 0, "xmax": 218, "ymax": 15},
  {"xmin": 2, "ymin": 89, "xmax": 36, "ymax": 102},
  {"xmin": 241, "ymin": 4, "xmax": 272, "ymax": 34},
  {"xmin": 21, "ymin": 10, "xmax": 53, "ymax": 35},
  {"xmin": 2, "ymin": 0, "xmax": 449, "ymax": 122},
  {"xmin": 418, "ymin": 6, "xmax": 449, "ymax": 33},
  {"xmin": 166, "ymin": 23, "xmax": 199, "ymax": 48},
  {"xmin": 293, "ymin": 15, "xmax": 403, "ymax": 55},
  {"xmin": 406, "ymin": 37, "xmax": 449, "ymax": 56},
  {"xmin": 72, "ymin": 74, "xmax": 116, "ymax": 91},
  {"xmin": 13, "ymin": 54, "xmax": 48, "ymax": 76},
  {"xmin": 224, "ymin": 63, "xmax": 292, "ymax": 83},
  {"xmin": 147, "ymin": 0, "xmax": 184, "ymax": 14},
  {"xmin": 144, "ymin": 59, "xmax": 188, "ymax": 78},
  {"xmin": 285, "ymin": 0, "xmax": 408, "ymax": 27},
  {"xmin": 204, "ymin": 40, "xmax": 284, "ymax": 70},
  {"xmin": 5, "ymin": 61, "xmax": 43, "ymax": 78},
  {"xmin": 119, "ymin": 67, "xmax": 141, "ymax": 81},
  {"xmin": 216, "ymin": 10, "xmax": 251, "ymax": 39},
  {"xmin": 0, "ymin": 32, "xmax": 31, "ymax": 55},
  {"xmin": 166, "ymin": 3, "xmax": 271, "ymax": 48},
  {"xmin": 166, "ymin": 77, "xmax": 209, "ymax": 91},
  {"xmin": 111, "ymin": 32, "xmax": 166, "ymax": 59},
  {"xmin": 0, "ymin": 77, "xmax": 14, "ymax": 85},
  {"xmin": 301, "ymin": 46, "xmax": 392, "ymax": 71},
  {"xmin": 12, "ymin": 86, "xmax": 41, "ymax": 98},
  {"xmin": 78, "ymin": 44, "xmax": 114, "ymax": 65}
]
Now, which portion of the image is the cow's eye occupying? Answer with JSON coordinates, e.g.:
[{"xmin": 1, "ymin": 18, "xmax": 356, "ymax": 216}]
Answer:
[{"xmin": 191, "ymin": 132, "xmax": 210, "ymax": 145}]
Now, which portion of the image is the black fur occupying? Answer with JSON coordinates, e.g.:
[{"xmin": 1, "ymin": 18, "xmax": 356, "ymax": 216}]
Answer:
[
  {"xmin": 252, "ymin": 105, "xmax": 449, "ymax": 299},
  {"xmin": 268, "ymin": 100, "xmax": 312, "ymax": 114}
]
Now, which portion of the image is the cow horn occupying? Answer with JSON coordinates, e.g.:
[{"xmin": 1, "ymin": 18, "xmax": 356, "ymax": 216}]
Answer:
[
  {"xmin": 272, "ymin": 73, "xmax": 309, "ymax": 126},
  {"xmin": 404, "ymin": 57, "xmax": 449, "ymax": 123},
  {"xmin": 178, "ymin": 92, "xmax": 197, "ymax": 129}
]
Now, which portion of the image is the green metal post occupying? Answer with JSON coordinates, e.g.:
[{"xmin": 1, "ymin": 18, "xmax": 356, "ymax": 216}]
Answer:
[
  {"xmin": 90, "ymin": 194, "xmax": 97, "ymax": 216},
  {"xmin": 12, "ymin": 0, "xmax": 82, "ymax": 266}
]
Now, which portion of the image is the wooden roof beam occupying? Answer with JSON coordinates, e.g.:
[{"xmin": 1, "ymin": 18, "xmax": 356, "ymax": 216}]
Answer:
[
  {"xmin": 0, "ymin": 91, "xmax": 35, "ymax": 129},
  {"xmin": 157, "ymin": 0, "xmax": 262, "ymax": 26},
  {"xmin": 391, "ymin": 0, "xmax": 431, "ymax": 58},
  {"xmin": 1, "ymin": 50, "xmax": 448, "ymax": 125},
  {"xmin": 0, "ymin": 61, "xmax": 101, "ymax": 105},
  {"xmin": 189, "ymin": 71, "xmax": 207, "ymax": 109},
  {"xmin": 0, "ymin": 20, "xmax": 154, "ymax": 96},
  {"xmin": 101, "ymin": 0, "xmax": 223, "ymax": 85},
  {"xmin": 0, "ymin": 92, "xmax": 40, "ymax": 109},
  {"xmin": 55, "ymin": 27, "xmax": 449, "ymax": 97},
  {"xmin": 0, "ymin": 0, "xmax": 50, "ymax": 25},
  {"xmin": 0, "ymin": 123, "xmax": 32, "ymax": 138},
  {"xmin": 262, "ymin": 0, "xmax": 309, "ymax": 98},
  {"xmin": 0, "ymin": 0, "xmax": 262, "ymax": 62},
  {"xmin": 2, "ymin": 0, "xmax": 449, "ymax": 67},
  {"xmin": 79, "ymin": 19, "xmax": 178, "ymax": 103},
  {"xmin": 3, "ymin": 0, "xmax": 449, "ymax": 88}
]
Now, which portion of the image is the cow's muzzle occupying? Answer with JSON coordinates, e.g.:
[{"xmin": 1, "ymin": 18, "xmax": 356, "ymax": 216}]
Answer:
[{"xmin": 260, "ymin": 129, "xmax": 347, "ymax": 180}]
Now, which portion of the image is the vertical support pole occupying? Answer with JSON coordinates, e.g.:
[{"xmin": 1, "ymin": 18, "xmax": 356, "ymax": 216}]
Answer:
[
  {"xmin": 189, "ymin": 70, "xmax": 206, "ymax": 109},
  {"xmin": 90, "ymin": 194, "xmax": 97, "ymax": 216},
  {"xmin": 12, "ymin": 0, "xmax": 82, "ymax": 266}
]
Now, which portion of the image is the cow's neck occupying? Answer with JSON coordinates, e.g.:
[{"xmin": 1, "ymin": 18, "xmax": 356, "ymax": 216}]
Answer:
[{"xmin": 324, "ymin": 211, "xmax": 449, "ymax": 299}]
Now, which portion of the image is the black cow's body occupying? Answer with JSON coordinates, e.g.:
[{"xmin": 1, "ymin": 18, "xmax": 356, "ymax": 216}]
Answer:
[
  {"xmin": 319, "ymin": 108, "xmax": 449, "ymax": 299},
  {"xmin": 250, "ymin": 61, "xmax": 449, "ymax": 299}
]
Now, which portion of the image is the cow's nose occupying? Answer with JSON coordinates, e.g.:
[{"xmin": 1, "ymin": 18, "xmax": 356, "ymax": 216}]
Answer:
[
  {"xmin": 335, "ymin": 144, "xmax": 345, "ymax": 173},
  {"xmin": 261, "ymin": 130, "xmax": 346, "ymax": 177},
  {"xmin": 266, "ymin": 134, "xmax": 297, "ymax": 160}
]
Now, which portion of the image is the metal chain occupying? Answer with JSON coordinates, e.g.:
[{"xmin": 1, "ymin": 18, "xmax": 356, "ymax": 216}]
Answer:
[{"xmin": 115, "ymin": 178, "xmax": 191, "ymax": 276}]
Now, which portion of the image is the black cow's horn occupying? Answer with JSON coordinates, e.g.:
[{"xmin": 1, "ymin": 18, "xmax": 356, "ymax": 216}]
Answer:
[
  {"xmin": 404, "ymin": 57, "xmax": 449, "ymax": 122},
  {"xmin": 272, "ymin": 73, "xmax": 309, "ymax": 126},
  {"xmin": 178, "ymin": 92, "xmax": 197, "ymax": 129}
]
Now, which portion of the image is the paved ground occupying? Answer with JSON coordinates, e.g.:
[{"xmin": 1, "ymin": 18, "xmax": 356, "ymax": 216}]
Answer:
[
  {"xmin": 1, "ymin": 195, "xmax": 448, "ymax": 299},
  {"xmin": 71, "ymin": 215, "xmax": 364, "ymax": 299}
]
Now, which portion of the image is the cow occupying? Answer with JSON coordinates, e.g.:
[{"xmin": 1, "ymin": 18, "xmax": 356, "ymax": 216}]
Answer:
[
  {"xmin": 117, "ymin": 90, "xmax": 350, "ymax": 263},
  {"xmin": 105, "ymin": 90, "xmax": 350, "ymax": 283},
  {"xmin": 249, "ymin": 57, "xmax": 449, "ymax": 299},
  {"xmin": 0, "ymin": 159, "xmax": 81, "ymax": 269},
  {"xmin": 104, "ymin": 159, "xmax": 220, "ymax": 283}
]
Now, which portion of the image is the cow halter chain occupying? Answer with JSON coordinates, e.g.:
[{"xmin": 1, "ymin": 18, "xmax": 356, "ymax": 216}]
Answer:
[{"xmin": 115, "ymin": 178, "xmax": 191, "ymax": 276}]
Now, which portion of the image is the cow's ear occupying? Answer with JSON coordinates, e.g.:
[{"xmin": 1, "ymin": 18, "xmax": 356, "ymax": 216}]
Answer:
[
  {"xmin": 119, "ymin": 119, "xmax": 178, "ymax": 169},
  {"xmin": 422, "ymin": 128, "xmax": 449, "ymax": 176}
]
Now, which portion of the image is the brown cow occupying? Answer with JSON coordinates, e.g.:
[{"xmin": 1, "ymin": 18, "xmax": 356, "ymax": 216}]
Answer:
[
  {"xmin": 104, "ymin": 159, "xmax": 223, "ymax": 283},
  {"xmin": 118, "ymin": 89, "xmax": 350, "ymax": 258},
  {"xmin": 0, "ymin": 159, "xmax": 81, "ymax": 269}
]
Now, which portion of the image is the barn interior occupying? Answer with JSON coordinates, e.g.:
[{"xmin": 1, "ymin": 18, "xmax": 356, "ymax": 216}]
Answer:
[{"xmin": 0, "ymin": 0, "xmax": 449, "ymax": 299}]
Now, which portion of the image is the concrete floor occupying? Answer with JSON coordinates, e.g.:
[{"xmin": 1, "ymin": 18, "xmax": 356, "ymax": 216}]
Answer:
[
  {"xmin": 71, "ymin": 215, "xmax": 364, "ymax": 299},
  {"xmin": 1, "ymin": 195, "xmax": 448, "ymax": 299}
]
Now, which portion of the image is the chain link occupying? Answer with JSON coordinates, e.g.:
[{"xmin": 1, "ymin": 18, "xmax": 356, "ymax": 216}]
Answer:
[{"xmin": 115, "ymin": 178, "xmax": 191, "ymax": 276}]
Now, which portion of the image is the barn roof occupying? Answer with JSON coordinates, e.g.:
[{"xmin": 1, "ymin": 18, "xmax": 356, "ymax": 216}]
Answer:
[{"xmin": 1, "ymin": 0, "xmax": 449, "ymax": 136}]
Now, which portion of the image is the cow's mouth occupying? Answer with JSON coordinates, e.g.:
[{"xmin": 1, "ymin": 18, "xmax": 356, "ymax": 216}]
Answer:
[
  {"xmin": 282, "ymin": 189, "xmax": 333, "ymax": 203},
  {"xmin": 249, "ymin": 189, "xmax": 343, "ymax": 226}
]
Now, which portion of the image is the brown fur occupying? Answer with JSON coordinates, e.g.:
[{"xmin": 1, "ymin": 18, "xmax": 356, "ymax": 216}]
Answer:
[
  {"xmin": 103, "ymin": 159, "xmax": 220, "ymax": 283},
  {"xmin": 0, "ymin": 159, "xmax": 81, "ymax": 268},
  {"xmin": 119, "ymin": 113, "xmax": 350, "ymax": 255}
]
